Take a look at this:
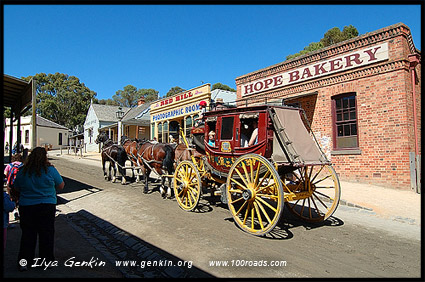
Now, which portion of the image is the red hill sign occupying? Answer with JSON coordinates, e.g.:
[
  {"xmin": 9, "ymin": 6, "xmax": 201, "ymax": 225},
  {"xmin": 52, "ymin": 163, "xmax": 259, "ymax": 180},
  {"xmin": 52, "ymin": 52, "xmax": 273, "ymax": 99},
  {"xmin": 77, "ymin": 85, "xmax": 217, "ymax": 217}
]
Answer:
[{"xmin": 241, "ymin": 42, "xmax": 389, "ymax": 96}]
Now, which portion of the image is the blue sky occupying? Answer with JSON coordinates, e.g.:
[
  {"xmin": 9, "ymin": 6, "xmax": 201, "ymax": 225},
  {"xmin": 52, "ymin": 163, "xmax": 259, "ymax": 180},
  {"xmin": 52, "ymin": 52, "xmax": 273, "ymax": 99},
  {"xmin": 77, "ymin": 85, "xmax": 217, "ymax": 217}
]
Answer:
[{"xmin": 4, "ymin": 4, "xmax": 422, "ymax": 101}]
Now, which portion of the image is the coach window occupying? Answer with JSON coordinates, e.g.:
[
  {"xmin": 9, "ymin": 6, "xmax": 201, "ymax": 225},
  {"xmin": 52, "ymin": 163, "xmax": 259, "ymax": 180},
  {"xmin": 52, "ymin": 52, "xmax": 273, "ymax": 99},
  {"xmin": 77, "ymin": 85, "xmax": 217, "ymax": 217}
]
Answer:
[
  {"xmin": 221, "ymin": 116, "xmax": 234, "ymax": 140},
  {"xmin": 332, "ymin": 93, "xmax": 359, "ymax": 152}
]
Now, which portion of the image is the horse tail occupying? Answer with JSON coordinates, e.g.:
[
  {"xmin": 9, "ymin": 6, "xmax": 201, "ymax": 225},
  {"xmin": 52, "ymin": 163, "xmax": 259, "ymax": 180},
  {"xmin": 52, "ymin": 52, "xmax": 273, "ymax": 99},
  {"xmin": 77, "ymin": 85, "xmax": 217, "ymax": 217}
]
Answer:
[
  {"xmin": 162, "ymin": 145, "xmax": 175, "ymax": 174},
  {"xmin": 117, "ymin": 146, "xmax": 128, "ymax": 170}
]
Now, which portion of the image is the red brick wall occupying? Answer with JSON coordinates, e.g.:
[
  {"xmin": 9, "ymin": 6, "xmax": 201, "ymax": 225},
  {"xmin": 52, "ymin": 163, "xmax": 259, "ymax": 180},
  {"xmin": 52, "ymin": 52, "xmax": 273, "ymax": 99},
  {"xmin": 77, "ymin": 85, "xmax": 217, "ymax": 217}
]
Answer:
[
  {"xmin": 325, "ymin": 69, "xmax": 413, "ymax": 187},
  {"xmin": 235, "ymin": 23, "xmax": 421, "ymax": 189}
]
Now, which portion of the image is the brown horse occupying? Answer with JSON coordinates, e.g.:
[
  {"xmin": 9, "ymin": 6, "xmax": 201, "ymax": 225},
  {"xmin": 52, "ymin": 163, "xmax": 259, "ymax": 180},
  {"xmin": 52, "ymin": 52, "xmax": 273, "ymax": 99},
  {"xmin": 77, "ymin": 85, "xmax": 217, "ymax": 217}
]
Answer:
[
  {"xmin": 137, "ymin": 142, "xmax": 175, "ymax": 196},
  {"xmin": 174, "ymin": 143, "xmax": 203, "ymax": 166},
  {"xmin": 121, "ymin": 136, "xmax": 145, "ymax": 182}
]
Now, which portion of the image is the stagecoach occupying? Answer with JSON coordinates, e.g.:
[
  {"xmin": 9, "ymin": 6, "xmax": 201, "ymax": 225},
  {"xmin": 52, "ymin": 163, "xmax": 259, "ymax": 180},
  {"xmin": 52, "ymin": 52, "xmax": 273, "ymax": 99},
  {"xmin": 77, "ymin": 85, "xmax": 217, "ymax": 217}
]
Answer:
[{"xmin": 173, "ymin": 104, "xmax": 341, "ymax": 236}]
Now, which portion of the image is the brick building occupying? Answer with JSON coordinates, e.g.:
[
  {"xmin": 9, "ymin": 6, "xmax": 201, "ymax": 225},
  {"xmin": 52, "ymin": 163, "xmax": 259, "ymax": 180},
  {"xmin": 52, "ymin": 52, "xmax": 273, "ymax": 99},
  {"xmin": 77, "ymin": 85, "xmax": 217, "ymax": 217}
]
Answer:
[{"xmin": 235, "ymin": 23, "xmax": 421, "ymax": 191}]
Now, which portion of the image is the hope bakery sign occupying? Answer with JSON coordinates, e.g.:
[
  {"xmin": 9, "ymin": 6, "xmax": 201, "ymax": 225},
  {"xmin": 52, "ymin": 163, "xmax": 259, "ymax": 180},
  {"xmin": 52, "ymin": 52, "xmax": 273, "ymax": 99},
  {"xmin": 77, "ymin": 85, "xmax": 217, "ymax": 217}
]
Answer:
[{"xmin": 241, "ymin": 42, "xmax": 389, "ymax": 96}]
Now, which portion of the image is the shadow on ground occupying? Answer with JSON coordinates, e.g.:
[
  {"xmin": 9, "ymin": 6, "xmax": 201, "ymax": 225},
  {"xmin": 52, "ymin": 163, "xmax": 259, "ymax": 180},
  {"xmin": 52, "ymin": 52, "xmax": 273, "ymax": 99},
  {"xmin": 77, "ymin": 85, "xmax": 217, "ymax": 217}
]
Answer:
[{"xmin": 66, "ymin": 209, "xmax": 214, "ymax": 278}]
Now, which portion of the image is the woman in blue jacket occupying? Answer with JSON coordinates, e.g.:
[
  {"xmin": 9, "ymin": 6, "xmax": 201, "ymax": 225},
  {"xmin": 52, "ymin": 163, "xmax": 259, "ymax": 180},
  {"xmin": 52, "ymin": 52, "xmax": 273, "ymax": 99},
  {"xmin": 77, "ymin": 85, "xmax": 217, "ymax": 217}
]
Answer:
[{"xmin": 14, "ymin": 147, "xmax": 65, "ymax": 271}]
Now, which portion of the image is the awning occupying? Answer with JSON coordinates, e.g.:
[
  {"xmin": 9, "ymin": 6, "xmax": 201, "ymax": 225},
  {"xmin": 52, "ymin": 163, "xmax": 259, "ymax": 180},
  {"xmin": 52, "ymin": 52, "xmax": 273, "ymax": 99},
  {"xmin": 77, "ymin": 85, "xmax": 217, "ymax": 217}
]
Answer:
[{"xmin": 3, "ymin": 74, "xmax": 34, "ymax": 114}]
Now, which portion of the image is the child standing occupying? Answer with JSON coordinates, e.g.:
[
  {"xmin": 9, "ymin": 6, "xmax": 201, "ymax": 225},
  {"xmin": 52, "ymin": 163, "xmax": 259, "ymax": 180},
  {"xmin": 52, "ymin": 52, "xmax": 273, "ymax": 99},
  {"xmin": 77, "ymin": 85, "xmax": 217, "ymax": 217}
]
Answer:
[{"xmin": 3, "ymin": 190, "xmax": 16, "ymax": 250}]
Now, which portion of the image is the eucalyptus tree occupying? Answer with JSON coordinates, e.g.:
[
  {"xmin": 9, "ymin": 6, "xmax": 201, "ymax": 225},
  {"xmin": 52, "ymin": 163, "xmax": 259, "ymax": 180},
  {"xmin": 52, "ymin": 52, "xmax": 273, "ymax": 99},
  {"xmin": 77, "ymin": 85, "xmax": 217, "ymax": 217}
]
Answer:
[
  {"xmin": 286, "ymin": 25, "xmax": 359, "ymax": 60},
  {"xmin": 22, "ymin": 73, "xmax": 97, "ymax": 129},
  {"xmin": 111, "ymin": 85, "xmax": 159, "ymax": 107}
]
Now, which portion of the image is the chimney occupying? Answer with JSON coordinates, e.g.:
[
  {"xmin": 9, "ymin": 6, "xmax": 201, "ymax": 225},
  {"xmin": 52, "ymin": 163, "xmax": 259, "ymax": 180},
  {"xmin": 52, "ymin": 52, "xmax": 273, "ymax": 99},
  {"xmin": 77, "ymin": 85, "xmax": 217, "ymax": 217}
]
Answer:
[{"xmin": 137, "ymin": 97, "xmax": 145, "ymax": 106}]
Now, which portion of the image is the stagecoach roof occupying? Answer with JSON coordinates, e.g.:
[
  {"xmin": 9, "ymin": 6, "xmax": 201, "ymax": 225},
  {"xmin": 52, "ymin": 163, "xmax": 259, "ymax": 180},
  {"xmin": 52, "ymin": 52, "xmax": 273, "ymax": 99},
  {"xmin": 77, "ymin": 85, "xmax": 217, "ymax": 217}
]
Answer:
[{"xmin": 203, "ymin": 104, "xmax": 284, "ymax": 117}]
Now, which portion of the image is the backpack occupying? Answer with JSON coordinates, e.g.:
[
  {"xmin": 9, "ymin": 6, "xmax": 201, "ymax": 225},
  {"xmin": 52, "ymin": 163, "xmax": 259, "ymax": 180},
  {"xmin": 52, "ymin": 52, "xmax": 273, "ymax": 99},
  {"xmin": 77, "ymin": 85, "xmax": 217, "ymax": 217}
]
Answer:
[{"xmin": 7, "ymin": 162, "xmax": 23, "ymax": 188}]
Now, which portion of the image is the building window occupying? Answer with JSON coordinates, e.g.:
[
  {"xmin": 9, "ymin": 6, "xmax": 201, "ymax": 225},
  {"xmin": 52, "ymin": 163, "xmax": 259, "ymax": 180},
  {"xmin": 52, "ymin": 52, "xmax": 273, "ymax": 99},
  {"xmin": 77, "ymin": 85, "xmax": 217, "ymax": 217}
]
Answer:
[
  {"xmin": 151, "ymin": 123, "xmax": 155, "ymax": 140},
  {"xmin": 158, "ymin": 123, "xmax": 163, "ymax": 143},
  {"xmin": 332, "ymin": 93, "xmax": 358, "ymax": 149},
  {"xmin": 163, "ymin": 121, "xmax": 169, "ymax": 143},
  {"xmin": 25, "ymin": 130, "xmax": 30, "ymax": 144},
  {"xmin": 88, "ymin": 128, "xmax": 93, "ymax": 144},
  {"xmin": 185, "ymin": 116, "xmax": 192, "ymax": 137},
  {"xmin": 138, "ymin": 126, "xmax": 146, "ymax": 139},
  {"xmin": 59, "ymin": 133, "xmax": 63, "ymax": 145}
]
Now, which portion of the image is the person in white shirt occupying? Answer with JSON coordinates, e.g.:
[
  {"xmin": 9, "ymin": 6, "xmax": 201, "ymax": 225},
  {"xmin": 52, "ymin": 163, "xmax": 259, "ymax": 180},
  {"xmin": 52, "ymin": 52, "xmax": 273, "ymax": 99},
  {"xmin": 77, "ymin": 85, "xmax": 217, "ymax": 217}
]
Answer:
[{"xmin": 248, "ymin": 120, "xmax": 258, "ymax": 146}]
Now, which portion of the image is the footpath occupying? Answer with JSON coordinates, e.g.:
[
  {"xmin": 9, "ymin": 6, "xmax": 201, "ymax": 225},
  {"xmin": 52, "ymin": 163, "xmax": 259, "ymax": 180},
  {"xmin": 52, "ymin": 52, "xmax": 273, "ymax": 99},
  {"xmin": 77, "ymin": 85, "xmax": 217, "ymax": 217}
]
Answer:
[{"xmin": 3, "ymin": 149, "xmax": 421, "ymax": 278}]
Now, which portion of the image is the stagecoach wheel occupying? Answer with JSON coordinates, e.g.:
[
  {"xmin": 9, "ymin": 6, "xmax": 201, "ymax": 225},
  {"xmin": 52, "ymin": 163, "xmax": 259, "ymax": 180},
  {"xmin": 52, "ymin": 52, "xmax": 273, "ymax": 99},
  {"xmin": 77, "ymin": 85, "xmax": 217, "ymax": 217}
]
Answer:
[
  {"xmin": 173, "ymin": 161, "xmax": 202, "ymax": 212},
  {"xmin": 226, "ymin": 154, "xmax": 284, "ymax": 236},
  {"xmin": 284, "ymin": 164, "xmax": 341, "ymax": 222}
]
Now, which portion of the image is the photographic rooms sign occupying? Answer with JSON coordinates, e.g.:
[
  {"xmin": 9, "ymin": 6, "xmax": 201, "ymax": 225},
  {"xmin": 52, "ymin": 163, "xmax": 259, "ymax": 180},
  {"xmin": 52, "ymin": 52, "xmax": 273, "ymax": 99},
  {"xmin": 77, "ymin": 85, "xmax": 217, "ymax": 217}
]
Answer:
[{"xmin": 241, "ymin": 42, "xmax": 389, "ymax": 96}]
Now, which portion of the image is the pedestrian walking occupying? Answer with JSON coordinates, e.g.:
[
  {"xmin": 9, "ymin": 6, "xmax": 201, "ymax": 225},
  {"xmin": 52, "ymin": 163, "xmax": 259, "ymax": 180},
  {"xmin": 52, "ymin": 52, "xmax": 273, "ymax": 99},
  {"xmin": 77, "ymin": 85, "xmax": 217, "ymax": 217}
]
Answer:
[
  {"xmin": 13, "ymin": 147, "xmax": 65, "ymax": 271},
  {"xmin": 12, "ymin": 142, "xmax": 18, "ymax": 155},
  {"xmin": 3, "ymin": 190, "xmax": 16, "ymax": 250}
]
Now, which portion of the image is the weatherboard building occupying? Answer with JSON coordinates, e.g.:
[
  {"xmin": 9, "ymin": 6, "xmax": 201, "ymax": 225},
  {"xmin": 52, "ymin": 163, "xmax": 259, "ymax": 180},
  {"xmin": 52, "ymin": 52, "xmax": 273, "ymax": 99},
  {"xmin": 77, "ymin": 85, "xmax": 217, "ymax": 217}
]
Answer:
[{"xmin": 235, "ymin": 23, "xmax": 421, "ymax": 191}]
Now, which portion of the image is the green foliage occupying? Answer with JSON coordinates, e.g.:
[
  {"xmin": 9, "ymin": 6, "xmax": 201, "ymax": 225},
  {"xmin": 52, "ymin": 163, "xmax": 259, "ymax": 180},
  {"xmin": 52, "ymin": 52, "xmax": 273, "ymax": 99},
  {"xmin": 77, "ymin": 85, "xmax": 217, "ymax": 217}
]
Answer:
[
  {"xmin": 3, "ymin": 107, "xmax": 12, "ymax": 119},
  {"xmin": 97, "ymin": 99, "xmax": 119, "ymax": 106},
  {"xmin": 21, "ymin": 73, "xmax": 97, "ymax": 129},
  {"xmin": 165, "ymin": 86, "xmax": 186, "ymax": 97},
  {"xmin": 211, "ymin": 83, "xmax": 236, "ymax": 92},
  {"xmin": 286, "ymin": 25, "xmax": 359, "ymax": 60},
  {"xmin": 111, "ymin": 85, "xmax": 158, "ymax": 107},
  {"xmin": 98, "ymin": 86, "xmax": 158, "ymax": 106},
  {"xmin": 320, "ymin": 27, "xmax": 344, "ymax": 46},
  {"xmin": 140, "ymin": 88, "xmax": 159, "ymax": 103}
]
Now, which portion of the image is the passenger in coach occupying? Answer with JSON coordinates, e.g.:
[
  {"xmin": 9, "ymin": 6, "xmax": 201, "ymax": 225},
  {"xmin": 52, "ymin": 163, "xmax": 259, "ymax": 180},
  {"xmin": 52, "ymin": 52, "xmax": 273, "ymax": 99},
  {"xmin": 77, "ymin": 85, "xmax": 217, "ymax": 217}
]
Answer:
[
  {"xmin": 248, "ymin": 120, "xmax": 259, "ymax": 147},
  {"xmin": 208, "ymin": 131, "xmax": 216, "ymax": 147}
]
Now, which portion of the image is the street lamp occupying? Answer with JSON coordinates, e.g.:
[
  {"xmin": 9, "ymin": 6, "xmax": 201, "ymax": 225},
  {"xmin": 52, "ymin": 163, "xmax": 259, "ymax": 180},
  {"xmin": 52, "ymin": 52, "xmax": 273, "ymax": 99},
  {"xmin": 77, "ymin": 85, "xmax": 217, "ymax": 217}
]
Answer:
[
  {"xmin": 116, "ymin": 107, "xmax": 124, "ymax": 144},
  {"xmin": 116, "ymin": 106, "xmax": 124, "ymax": 120}
]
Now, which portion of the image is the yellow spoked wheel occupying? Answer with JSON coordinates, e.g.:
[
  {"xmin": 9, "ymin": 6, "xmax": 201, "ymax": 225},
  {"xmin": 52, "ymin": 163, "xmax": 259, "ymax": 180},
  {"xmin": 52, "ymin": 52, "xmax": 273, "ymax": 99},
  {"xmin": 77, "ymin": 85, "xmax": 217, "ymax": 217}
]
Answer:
[
  {"xmin": 226, "ymin": 154, "xmax": 284, "ymax": 236},
  {"xmin": 173, "ymin": 161, "xmax": 202, "ymax": 211},
  {"xmin": 284, "ymin": 165, "xmax": 341, "ymax": 222}
]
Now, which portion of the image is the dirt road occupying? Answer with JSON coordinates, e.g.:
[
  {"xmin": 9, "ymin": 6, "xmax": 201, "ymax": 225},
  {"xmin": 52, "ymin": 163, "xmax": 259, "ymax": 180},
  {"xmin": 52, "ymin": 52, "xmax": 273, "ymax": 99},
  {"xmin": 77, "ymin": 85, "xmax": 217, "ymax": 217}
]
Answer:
[{"xmin": 51, "ymin": 156, "xmax": 421, "ymax": 278}]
